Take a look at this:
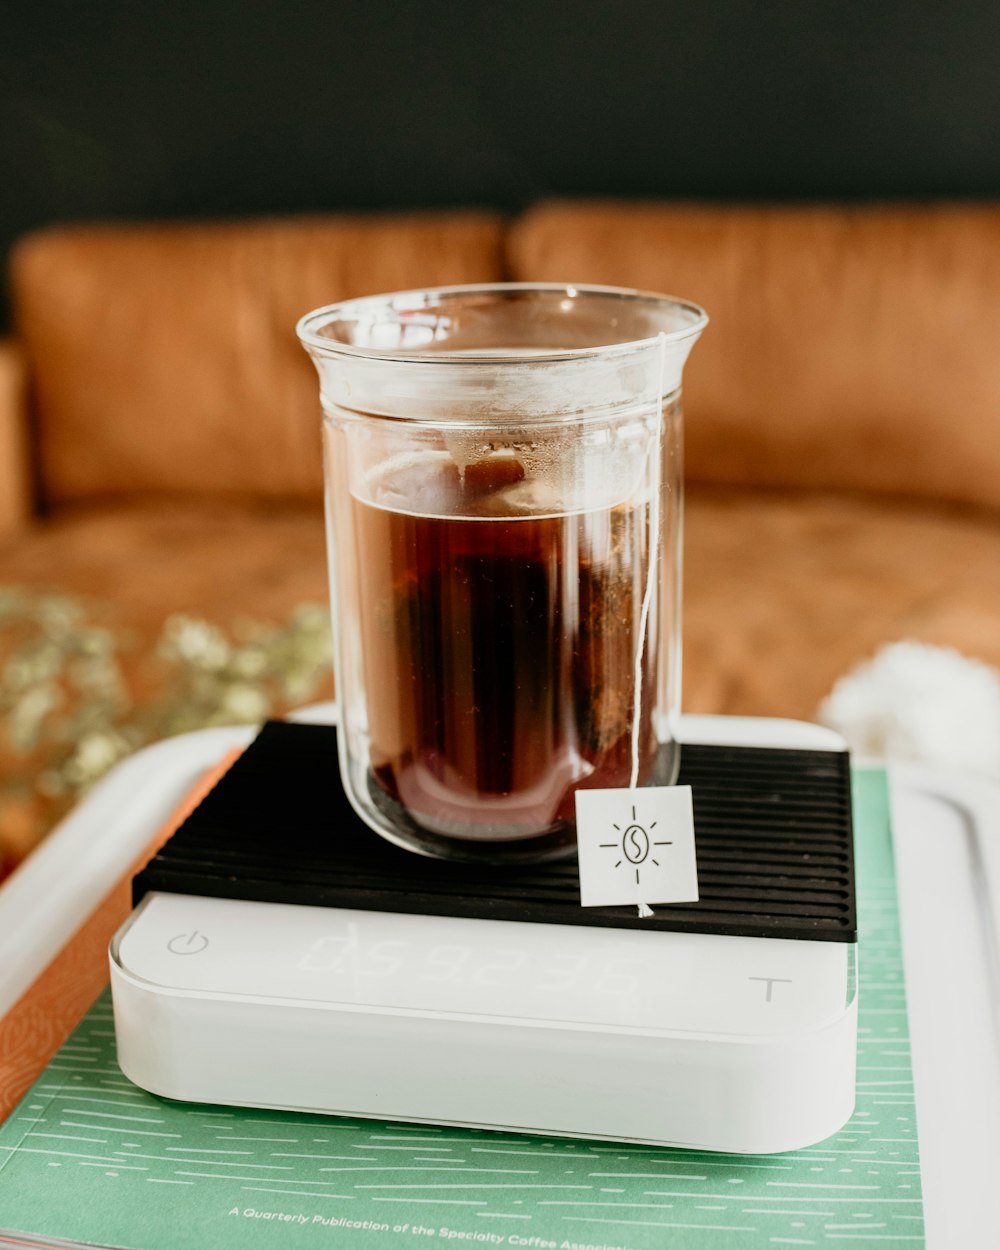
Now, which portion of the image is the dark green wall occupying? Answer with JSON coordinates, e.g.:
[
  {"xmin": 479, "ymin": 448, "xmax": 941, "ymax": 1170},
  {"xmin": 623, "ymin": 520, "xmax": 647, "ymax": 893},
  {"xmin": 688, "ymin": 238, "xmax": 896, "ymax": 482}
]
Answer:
[{"xmin": 3, "ymin": 0, "xmax": 1000, "ymax": 290}]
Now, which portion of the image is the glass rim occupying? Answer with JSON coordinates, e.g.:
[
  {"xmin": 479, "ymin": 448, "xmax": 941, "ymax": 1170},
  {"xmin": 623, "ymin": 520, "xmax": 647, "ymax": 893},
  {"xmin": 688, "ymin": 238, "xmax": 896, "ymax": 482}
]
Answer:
[{"xmin": 296, "ymin": 282, "xmax": 709, "ymax": 365}]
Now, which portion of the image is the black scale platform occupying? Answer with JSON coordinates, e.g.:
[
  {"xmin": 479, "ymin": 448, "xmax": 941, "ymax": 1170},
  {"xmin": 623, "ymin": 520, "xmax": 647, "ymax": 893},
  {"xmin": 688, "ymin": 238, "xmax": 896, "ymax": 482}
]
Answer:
[{"xmin": 134, "ymin": 720, "xmax": 857, "ymax": 944}]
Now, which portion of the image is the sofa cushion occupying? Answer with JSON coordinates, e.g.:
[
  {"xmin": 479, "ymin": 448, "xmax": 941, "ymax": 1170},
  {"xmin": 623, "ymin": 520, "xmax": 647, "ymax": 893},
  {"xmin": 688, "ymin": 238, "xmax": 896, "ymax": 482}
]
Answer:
[
  {"xmin": 683, "ymin": 488, "xmax": 999, "ymax": 717},
  {"xmin": 0, "ymin": 341, "xmax": 30, "ymax": 538},
  {"xmin": 508, "ymin": 201, "xmax": 1000, "ymax": 512},
  {"xmin": 11, "ymin": 212, "xmax": 505, "ymax": 506},
  {"xmin": 2, "ymin": 488, "xmax": 996, "ymax": 871},
  {"xmin": 0, "ymin": 498, "xmax": 330, "ymax": 636}
]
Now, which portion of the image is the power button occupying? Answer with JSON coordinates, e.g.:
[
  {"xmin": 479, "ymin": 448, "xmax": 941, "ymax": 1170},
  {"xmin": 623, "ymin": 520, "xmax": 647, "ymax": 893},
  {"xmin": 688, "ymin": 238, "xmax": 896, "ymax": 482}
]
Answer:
[{"xmin": 167, "ymin": 931, "xmax": 209, "ymax": 956}]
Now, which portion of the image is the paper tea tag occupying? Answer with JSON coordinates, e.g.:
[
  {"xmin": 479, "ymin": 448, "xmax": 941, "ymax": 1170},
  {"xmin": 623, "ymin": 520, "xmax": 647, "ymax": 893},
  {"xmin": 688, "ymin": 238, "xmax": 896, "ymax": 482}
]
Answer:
[{"xmin": 576, "ymin": 786, "xmax": 699, "ymax": 915}]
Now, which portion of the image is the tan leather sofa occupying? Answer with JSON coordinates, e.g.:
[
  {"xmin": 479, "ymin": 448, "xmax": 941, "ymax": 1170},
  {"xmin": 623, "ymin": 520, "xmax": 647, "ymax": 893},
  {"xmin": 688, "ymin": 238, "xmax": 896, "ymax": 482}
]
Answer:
[{"xmin": 3, "ymin": 202, "xmax": 999, "ymax": 867}]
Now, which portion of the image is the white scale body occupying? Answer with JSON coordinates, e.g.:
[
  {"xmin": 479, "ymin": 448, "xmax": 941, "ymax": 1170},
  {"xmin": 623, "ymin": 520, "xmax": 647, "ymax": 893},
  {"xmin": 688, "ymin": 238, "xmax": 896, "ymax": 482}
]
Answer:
[{"xmin": 110, "ymin": 718, "xmax": 858, "ymax": 1155}]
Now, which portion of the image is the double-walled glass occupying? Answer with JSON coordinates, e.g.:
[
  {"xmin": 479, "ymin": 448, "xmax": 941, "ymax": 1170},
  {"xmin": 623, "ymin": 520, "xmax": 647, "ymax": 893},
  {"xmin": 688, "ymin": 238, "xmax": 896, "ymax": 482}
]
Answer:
[{"xmin": 298, "ymin": 285, "xmax": 706, "ymax": 863}]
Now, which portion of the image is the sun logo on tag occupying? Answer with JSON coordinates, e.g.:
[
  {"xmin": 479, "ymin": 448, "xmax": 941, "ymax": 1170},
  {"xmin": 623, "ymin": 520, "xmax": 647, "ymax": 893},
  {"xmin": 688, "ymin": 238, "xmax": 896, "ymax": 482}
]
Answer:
[
  {"xmin": 601, "ymin": 804, "xmax": 672, "ymax": 888},
  {"xmin": 576, "ymin": 785, "xmax": 699, "ymax": 913}
]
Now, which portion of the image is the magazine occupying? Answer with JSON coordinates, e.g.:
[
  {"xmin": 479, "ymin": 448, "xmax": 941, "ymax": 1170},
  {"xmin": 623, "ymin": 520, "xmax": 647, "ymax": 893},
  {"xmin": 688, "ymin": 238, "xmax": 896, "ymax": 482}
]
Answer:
[{"xmin": 0, "ymin": 772, "xmax": 923, "ymax": 1250}]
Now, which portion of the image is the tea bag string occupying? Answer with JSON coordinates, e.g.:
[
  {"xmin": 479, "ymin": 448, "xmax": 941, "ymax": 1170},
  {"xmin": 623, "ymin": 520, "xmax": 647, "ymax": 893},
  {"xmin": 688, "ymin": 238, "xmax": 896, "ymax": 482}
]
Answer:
[
  {"xmin": 629, "ymin": 331, "xmax": 668, "ymax": 793},
  {"xmin": 629, "ymin": 333, "xmax": 667, "ymax": 920}
]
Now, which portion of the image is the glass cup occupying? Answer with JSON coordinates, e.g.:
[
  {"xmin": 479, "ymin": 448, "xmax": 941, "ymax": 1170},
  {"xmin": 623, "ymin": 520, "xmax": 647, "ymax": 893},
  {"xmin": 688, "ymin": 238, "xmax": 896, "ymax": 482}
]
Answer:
[{"xmin": 297, "ymin": 284, "xmax": 707, "ymax": 863}]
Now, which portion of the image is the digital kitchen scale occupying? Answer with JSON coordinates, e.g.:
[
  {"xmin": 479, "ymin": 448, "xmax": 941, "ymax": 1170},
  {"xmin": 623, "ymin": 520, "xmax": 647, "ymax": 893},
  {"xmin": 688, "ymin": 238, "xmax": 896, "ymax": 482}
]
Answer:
[{"xmin": 110, "ymin": 717, "xmax": 858, "ymax": 1155}]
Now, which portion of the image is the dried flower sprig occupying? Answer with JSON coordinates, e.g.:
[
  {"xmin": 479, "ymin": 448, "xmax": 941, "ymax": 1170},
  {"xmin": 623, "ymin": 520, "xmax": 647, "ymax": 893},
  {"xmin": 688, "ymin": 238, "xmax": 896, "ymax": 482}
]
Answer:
[{"xmin": 0, "ymin": 588, "xmax": 333, "ymax": 876}]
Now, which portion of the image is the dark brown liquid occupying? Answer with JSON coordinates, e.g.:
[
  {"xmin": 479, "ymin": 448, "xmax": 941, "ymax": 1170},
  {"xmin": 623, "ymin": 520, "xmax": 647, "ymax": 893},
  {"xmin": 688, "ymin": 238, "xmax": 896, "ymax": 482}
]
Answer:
[{"xmin": 353, "ymin": 452, "xmax": 657, "ymax": 843}]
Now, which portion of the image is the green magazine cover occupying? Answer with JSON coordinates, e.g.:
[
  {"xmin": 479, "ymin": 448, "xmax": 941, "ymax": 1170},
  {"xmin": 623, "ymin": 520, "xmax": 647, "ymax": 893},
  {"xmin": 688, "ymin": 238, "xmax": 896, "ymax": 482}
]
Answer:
[{"xmin": 0, "ymin": 770, "xmax": 923, "ymax": 1249}]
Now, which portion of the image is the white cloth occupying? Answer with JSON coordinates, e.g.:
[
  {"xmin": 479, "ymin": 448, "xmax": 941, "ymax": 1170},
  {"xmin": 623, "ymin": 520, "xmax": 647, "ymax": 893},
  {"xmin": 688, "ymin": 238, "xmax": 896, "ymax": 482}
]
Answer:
[{"xmin": 820, "ymin": 641, "xmax": 1000, "ymax": 780}]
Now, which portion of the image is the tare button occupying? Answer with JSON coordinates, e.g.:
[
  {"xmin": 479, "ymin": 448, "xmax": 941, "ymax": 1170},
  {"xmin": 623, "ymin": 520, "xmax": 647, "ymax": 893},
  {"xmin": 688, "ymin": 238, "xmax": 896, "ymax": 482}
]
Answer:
[{"xmin": 748, "ymin": 975, "xmax": 793, "ymax": 1003}]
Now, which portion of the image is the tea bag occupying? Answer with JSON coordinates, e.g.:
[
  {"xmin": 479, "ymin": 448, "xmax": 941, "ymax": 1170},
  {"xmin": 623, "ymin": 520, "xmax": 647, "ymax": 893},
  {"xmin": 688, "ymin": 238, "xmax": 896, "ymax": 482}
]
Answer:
[{"xmin": 575, "ymin": 342, "xmax": 701, "ymax": 920}]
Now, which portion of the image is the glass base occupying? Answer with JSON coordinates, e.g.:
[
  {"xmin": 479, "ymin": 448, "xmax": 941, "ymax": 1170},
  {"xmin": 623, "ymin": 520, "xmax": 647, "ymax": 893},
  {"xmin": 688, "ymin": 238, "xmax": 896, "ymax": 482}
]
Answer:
[
  {"xmin": 366, "ymin": 773, "xmax": 578, "ymax": 865},
  {"xmin": 363, "ymin": 742, "xmax": 679, "ymax": 866}
]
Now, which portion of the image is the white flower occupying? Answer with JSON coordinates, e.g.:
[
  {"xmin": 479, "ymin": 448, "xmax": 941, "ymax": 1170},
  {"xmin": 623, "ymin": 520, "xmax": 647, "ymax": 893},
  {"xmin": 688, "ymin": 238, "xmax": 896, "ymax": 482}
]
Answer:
[
  {"xmin": 67, "ymin": 730, "xmax": 128, "ymax": 783},
  {"xmin": 220, "ymin": 683, "xmax": 269, "ymax": 722}
]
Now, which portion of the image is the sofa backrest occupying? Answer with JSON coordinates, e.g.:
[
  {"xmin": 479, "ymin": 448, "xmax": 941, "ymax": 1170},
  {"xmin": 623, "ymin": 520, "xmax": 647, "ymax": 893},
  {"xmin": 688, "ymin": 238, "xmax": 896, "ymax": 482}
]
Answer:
[
  {"xmin": 509, "ymin": 201, "xmax": 1000, "ymax": 512},
  {"xmin": 12, "ymin": 202, "xmax": 1000, "ymax": 513},
  {"xmin": 11, "ymin": 212, "xmax": 505, "ymax": 506}
]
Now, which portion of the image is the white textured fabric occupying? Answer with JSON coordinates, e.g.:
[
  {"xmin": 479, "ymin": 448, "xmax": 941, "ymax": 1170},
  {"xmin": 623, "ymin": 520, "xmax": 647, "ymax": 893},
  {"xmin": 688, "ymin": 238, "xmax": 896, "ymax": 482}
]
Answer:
[{"xmin": 820, "ymin": 641, "xmax": 1000, "ymax": 779}]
